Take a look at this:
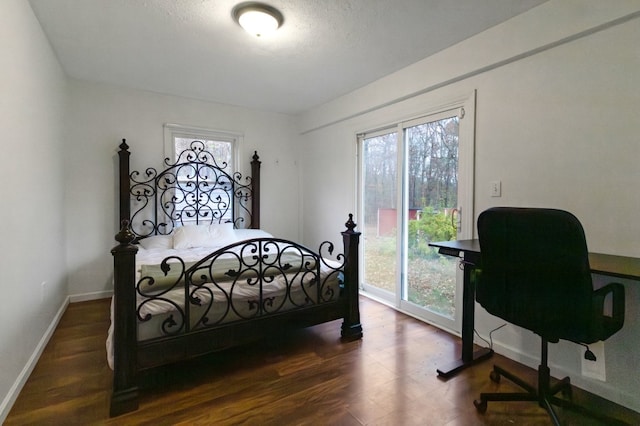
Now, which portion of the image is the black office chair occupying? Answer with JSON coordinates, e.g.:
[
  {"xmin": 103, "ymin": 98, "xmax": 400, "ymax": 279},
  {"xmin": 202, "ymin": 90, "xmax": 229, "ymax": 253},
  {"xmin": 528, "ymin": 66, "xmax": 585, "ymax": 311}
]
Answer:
[{"xmin": 473, "ymin": 207, "xmax": 625, "ymax": 425}]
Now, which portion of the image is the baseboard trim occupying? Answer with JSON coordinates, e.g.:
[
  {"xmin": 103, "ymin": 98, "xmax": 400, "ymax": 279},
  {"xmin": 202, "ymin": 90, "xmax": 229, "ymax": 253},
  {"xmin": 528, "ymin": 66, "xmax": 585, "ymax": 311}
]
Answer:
[
  {"xmin": 69, "ymin": 290, "xmax": 113, "ymax": 303},
  {"xmin": 487, "ymin": 338, "xmax": 639, "ymax": 414},
  {"xmin": 0, "ymin": 296, "xmax": 70, "ymax": 424}
]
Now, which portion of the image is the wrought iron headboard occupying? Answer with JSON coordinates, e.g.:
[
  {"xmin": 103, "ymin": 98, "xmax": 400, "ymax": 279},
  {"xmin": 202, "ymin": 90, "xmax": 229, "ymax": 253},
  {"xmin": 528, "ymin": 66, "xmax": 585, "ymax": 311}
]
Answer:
[{"xmin": 118, "ymin": 139, "xmax": 261, "ymax": 238}]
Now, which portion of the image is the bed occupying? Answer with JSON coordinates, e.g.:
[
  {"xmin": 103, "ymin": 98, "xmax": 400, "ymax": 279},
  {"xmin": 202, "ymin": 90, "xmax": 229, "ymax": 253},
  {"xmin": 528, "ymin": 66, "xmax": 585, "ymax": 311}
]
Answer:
[{"xmin": 109, "ymin": 139, "xmax": 362, "ymax": 416}]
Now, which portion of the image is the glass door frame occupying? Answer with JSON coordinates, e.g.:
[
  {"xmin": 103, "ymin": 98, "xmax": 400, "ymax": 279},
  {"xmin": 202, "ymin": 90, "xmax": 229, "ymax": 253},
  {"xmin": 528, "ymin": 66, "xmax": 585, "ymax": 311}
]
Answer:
[
  {"xmin": 357, "ymin": 91, "xmax": 476, "ymax": 336},
  {"xmin": 357, "ymin": 126, "xmax": 400, "ymax": 303}
]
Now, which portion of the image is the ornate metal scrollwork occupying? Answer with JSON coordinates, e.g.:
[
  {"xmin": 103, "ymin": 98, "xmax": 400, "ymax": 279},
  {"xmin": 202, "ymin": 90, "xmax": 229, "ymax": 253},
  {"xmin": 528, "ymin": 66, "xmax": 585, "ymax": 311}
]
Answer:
[
  {"xmin": 135, "ymin": 238, "xmax": 345, "ymax": 337},
  {"xmin": 136, "ymin": 256, "xmax": 188, "ymax": 336},
  {"xmin": 128, "ymin": 140, "xmax": 254, "ymax": 238}
]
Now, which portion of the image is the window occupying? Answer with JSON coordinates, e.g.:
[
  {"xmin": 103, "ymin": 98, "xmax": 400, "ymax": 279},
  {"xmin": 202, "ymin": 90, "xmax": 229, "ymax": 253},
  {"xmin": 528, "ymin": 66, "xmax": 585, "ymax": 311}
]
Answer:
[{"xmin": 163, "ymin": 124, "xmax": 242, "ymax": 226}]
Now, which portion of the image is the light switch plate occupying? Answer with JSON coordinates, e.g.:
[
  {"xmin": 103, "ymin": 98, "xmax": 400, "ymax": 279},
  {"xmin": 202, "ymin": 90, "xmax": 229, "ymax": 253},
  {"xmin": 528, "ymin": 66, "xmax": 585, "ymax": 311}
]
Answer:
[{"xmin": 490, "ymin": 180, "xmax": 501, "ymax": 197}]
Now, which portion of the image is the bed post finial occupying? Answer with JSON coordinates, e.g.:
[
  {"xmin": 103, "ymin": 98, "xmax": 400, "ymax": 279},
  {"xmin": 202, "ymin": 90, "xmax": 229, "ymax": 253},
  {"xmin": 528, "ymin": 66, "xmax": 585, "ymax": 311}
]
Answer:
[
  {"xmin": 341, "ymin": 213, "xmax": 363, "ymax": 341},
  {"xmin": 115, "ymin": 220, "xmax": 135, "ymax": 244},
  {"xmin": 344, "ymin": 213, "xmax": 357, "ymax": 233}
]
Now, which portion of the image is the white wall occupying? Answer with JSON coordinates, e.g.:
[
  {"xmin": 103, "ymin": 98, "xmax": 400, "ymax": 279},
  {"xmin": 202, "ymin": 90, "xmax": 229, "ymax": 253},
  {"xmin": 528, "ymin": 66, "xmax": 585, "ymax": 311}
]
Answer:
[
  {"xmin": 298, "ymin": 1, "xmax": 640, "ymax": 412},
  {"xmin": 0, "ymin": 0, "xmax": 68, "ymax": 421},
  {"xmin": 64, "ymin": 80, "xmax": 300, "ymax": 297}
]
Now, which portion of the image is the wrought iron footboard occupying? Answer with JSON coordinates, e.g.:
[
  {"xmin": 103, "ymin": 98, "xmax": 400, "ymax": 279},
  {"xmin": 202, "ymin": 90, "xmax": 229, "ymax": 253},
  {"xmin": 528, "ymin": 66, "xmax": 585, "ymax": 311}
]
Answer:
[{"xmin": 135, "ymin": 238, "xmax": 345, "ymax": 338}]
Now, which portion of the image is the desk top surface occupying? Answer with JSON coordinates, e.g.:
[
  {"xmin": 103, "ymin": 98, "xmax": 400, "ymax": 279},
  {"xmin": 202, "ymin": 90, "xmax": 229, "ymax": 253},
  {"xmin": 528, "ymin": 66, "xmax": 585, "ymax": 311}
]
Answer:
[{"xmin": 429, "ymin": 239, "xmax": 640, "ymax": 281}]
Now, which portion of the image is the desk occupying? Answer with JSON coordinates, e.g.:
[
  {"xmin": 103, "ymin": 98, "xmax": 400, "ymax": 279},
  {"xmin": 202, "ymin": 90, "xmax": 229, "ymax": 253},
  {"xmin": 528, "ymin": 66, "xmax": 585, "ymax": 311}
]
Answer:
[
  {"xmin": 588, "ymin": 252, "xmax": 640, "ymax": 281},
  {"xmin": 428, "ymin": 239, "xmax": 640, "ymax": 379}
]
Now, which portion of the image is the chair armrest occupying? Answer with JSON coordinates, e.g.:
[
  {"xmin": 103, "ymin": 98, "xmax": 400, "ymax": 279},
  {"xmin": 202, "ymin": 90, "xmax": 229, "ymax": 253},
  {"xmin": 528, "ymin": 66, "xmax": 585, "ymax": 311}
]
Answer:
[{"xmin": 592, "ymin": 283, "xmax": 625, "ymax": 339}]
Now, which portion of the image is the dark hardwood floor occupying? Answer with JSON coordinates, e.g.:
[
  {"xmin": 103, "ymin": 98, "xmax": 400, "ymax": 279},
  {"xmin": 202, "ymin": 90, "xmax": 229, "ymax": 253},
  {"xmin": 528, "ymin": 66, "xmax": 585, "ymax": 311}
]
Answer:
[{"xmin": 6, "ymin": 296, "xmax": 639, "ymax": 425}]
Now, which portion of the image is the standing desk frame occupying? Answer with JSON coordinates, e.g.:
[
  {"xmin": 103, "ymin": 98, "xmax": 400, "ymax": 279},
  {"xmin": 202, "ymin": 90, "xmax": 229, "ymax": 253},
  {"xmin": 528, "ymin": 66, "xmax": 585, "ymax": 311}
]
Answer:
[{"xmin": 429, "ymin": 239, "xmax": 640, "ymax": 379}]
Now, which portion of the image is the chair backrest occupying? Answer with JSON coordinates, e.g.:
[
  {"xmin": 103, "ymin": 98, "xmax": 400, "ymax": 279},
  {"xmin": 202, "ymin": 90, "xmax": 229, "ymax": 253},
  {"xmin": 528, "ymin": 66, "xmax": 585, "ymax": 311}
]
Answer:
[{"xmin": 476, "ymin": 207, "xmax": 593, "ymax": 342}]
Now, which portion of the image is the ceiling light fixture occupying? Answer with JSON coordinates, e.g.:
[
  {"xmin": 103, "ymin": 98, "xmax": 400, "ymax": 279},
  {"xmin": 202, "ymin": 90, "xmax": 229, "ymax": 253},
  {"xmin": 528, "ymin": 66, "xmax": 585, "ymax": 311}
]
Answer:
[{"xmin": 233, "ymin": 2, "xmax": 283, "ymax": 37}]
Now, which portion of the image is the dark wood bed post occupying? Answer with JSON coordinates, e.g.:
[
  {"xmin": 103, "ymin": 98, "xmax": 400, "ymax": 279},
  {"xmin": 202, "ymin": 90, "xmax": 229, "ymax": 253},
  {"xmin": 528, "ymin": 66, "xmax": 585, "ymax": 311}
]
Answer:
[
  {"xmin": 341, "ymin": 214, "xmax": 363, "ymax": 341},
  {"xmin": 118, "ymin": 139, "xmax": 131, "ymax": 225},
  {"xmin": 250, "ymin": 151, "xmax": 261, "ymax": 229},
  {"xmin": 112, "ymin": 140, "xmax": 138, "ymax": 416},
  {"xmin": 110, "ymin": 222, "xmax": 139, "ymax": 416}
]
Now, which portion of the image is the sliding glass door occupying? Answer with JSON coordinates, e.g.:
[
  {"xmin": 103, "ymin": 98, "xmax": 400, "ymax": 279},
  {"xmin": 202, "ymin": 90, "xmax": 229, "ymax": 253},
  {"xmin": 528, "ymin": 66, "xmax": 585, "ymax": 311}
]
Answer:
[
  {"xmin": 361, "ymin": 130, "xmax": 399, "ymax": 300},
  {"xmin": 359, "ymin": 95, "xmax": 475, "ymax": 333}
]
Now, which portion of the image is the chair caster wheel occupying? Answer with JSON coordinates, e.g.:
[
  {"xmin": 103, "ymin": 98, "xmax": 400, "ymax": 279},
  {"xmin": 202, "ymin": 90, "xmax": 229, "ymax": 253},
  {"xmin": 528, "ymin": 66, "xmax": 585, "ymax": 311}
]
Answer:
[
  {"xmin": 489, "ymin": 370, "xmax": 501, "ymax": 383},
  {"xmin": 474, "ymin": 399, "xmax": 487, "ymax": 413}
]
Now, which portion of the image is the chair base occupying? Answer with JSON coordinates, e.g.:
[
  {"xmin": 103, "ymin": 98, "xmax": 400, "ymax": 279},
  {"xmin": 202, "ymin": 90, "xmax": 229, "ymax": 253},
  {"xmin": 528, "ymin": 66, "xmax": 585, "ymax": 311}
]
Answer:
[{"xmin": 473, "ymin": 363, "xmax": 627, "ymax": 425}]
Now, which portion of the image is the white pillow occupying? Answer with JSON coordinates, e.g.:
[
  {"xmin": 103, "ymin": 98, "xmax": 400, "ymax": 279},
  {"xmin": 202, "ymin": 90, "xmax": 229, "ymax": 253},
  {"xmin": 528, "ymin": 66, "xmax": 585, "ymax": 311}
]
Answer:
[
  {"xmin": 138, "ymin": 235, "xmax": 173, "ymax": 250},
  {"xmin": 173, "ymin": 224, "xmax": 217, "ymax": 249},
  {"xmin": 209, "ymin": 222, "xmax": 237, "ymax": 246}
]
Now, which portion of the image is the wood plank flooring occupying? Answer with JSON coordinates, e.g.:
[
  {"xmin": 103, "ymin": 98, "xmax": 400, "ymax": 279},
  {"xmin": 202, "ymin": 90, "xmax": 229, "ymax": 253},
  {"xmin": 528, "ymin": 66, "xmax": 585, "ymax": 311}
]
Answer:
[{"xmin": 6, "ymin": 296, "xmax": 639, "ymax": 425}]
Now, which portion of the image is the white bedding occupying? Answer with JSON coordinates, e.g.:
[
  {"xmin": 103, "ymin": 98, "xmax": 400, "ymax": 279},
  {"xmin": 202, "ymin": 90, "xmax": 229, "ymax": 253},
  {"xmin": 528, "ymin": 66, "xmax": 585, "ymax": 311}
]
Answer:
[{"xmin": 107, "ymin": 229, "xmax": 341, "ymax": 369}]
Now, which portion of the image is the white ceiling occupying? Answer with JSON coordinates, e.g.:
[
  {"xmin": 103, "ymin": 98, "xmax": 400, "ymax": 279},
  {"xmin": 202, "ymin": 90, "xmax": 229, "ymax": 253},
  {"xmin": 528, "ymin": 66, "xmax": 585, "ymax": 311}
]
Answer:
[{"xmin": 29, "ymin": 0, "xmax": 547, "ymax": 115}]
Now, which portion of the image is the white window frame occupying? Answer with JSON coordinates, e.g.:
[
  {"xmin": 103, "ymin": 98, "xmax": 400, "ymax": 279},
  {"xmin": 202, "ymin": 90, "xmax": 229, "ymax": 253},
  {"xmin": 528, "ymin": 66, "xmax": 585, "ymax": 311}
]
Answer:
[
  {"xmin": 163, "ymin": 123, "xmax": 244, "ymax": 226},
  {"xmin": 163, "ymin": 123, "xmax": 242, "ymax": 170}
]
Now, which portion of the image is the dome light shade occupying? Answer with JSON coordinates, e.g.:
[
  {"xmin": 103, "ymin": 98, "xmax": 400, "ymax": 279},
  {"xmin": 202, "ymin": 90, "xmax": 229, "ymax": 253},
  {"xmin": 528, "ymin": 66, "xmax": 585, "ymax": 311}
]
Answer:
[{"xmin": 233, "ymin": 3, "xmax": 283, "ymax": 37}]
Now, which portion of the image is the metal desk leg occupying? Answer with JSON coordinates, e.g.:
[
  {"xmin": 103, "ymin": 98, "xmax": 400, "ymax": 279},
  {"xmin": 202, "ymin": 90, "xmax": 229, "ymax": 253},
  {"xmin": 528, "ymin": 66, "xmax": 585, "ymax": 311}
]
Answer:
[{"xmin": 437, "ymin": 255, "xmax": 493, "ymax": 378}]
